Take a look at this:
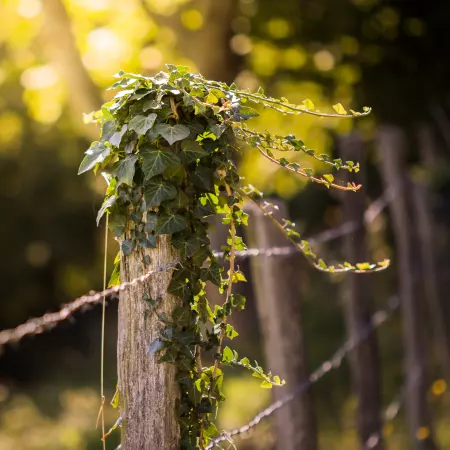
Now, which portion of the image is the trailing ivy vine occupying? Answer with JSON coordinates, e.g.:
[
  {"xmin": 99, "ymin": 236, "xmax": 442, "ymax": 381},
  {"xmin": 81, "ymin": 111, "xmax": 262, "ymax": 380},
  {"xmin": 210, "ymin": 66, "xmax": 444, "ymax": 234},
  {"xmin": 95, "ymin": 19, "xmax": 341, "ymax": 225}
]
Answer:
[{"xmin": 79, "ymin": 64, "xmax": 389, "ymax": 449}]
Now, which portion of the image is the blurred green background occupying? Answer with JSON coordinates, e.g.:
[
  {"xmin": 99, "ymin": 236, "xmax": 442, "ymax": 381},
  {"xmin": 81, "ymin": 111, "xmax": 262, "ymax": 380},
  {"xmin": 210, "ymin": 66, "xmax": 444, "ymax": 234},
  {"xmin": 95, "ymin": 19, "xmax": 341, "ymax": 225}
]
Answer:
[{"xmin": 1, "ymin": 0, "xmax": 450, "ymax": 449}]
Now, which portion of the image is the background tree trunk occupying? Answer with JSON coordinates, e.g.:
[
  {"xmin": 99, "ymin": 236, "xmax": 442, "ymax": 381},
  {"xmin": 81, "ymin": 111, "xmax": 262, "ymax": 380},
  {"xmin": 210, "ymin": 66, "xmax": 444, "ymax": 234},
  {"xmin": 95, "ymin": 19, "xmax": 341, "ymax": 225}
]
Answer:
[
  {"xmin": 245, "ymin": 199, "xmax": 317, "ymax": 450},
  {"xmin": 117, "ymin": 235, "xmax": 180, "ymax": 449},
  {"xmin": 41, "ymin": 0, "xmax": 102, "ymax": 140},
  {"xmin": 377, "ymin": 125, "xmax": 437, "ymax": 450},
  {"xmin": 413, "ymin": 126, "xmax": 450, "ymax": 381},
  {"xmin": 337, "ymin": 133, "xmax": 383, "ymax": 449}
]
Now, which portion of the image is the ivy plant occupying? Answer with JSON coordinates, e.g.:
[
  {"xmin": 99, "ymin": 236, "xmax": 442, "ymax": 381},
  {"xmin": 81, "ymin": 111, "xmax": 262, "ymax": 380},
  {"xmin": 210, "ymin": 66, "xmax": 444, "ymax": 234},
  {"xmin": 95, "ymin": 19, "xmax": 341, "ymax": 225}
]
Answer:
[{"xmin": 79, "ymin": 64, "xmax": 389, "ymax": 449}]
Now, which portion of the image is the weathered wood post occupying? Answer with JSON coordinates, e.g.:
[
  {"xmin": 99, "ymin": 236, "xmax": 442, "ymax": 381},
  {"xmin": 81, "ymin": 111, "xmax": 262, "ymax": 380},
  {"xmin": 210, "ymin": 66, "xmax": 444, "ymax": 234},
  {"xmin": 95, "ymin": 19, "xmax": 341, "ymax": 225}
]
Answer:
[
  {"xmin": 412, "ymin": 126, "xmax": 450, "ymax": 381},
  {"xmin": 337, "ymin": 133, "xmax": 383, "ymax": 449},
  {"xmin": 377, "ymin": 125, "xmax": 437, "ymax": 450},
  {"xmin": 245, "ymin": 199, "xmax": 317, "ymax": 450},
  {"xmin": 117, "ymin": 235, "xmax": 180, "ymax": 449}
]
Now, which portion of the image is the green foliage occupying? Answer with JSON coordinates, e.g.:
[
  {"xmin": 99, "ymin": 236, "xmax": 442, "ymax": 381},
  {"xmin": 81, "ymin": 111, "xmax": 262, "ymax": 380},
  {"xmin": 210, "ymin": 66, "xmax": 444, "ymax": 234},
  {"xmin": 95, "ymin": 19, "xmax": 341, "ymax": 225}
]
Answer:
[{"xmin": 79, "ymin": 64, "xmax": 388, "ymax": 449}]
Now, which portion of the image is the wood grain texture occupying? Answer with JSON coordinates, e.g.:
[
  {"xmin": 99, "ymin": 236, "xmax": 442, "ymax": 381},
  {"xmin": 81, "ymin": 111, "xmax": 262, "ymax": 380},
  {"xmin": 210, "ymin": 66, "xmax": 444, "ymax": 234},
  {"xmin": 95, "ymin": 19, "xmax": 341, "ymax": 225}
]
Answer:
[{"xmin": 118, "ymin": 234, "xmax": 180, "ymax": 449}]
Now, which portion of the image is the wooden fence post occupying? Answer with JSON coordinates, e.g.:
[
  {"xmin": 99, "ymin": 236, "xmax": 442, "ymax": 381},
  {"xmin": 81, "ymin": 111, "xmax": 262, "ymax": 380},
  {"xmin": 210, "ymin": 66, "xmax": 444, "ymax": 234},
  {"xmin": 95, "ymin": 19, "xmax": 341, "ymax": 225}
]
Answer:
[
  {"xmin": 412, "ymin": 126, "xmax": 450, "ymax": 381},
  {"xmin": 117, "ymin": 235, "xmax": 180, "ymax": 449},
  {"xmin": 337, "ymin": 133, "xmax": 383, "ymax": 448},
  {"xmin": 245, "ymin": 199, "xmax": 317, "ymax": 450},
  {"xmin": 377, "ymin": 125, "xmax": 437, "ymax": 450}
]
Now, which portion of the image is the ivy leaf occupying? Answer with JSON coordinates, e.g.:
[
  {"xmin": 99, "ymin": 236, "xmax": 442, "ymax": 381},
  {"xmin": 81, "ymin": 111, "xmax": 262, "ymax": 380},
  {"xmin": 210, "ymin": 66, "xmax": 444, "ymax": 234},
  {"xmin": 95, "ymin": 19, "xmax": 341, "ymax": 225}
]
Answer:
[
  {"xmin": 173, "ymin": 234, "xmax": 208, "ymax": 258},
  {"xmin": 232, "ymin": 105, "xmax": 260, "ymax": 121},
  {"xmin": 138, "ymin": 235, "xmax": 157, "ymax": 249},
  {"xmin": 115, "ymin": 155, "xmax": 138, "ymax": 186},
  {"xmin": 78, "ymin": 142, "xmax": 111, "ymax": 174},
  {"xmin": 121, "ymin": 239, "xmax": 134, "ymax": 256},
  {"xmin": 96, "ymin": 195, "xmax": 116, "ymax": 225},
  {"xmin": 143, "ymin": 97, "xmax": 163, "ymax": 112},
  {"xmin": 225, "ymin": 324, "xmax": 239, "ymax": 339},
  {"xmin": 180, "ymin": 140, "xmax": 207, "ymax": 164},
  {"xmin": 192, "ymin": 166, "xmax": 213, "ymax": 191},
  {"xmin": 109, "ymin": 124, "xmax": 128, "ymax": 147},
  {"xmin": 155, "ymin": 213, "xmax": 188, "ymax": 235},
  {"xmin": 101, "ymin": 120, "xmax": 116, "ymax": 141},
  {"xmin": 141, "ymin": 147, "xmax": 181, "ymax": 180},
  {"xmin": 222, "ymin": 346, "xmax": 234, "ymax": 363},
  {"xmin": 303, "ymin": 98, "xmax": 315, "ymax": 110},
  {"xmin": 108, "ymin": 254, "xmax": 121, "ymax": 287},
  {"xmin": 144, "ymin": 212, "xmax": 158, "ymax": 232},
  {"xmin": 200, "ymin": 261, "xmax": 222, "ymax": 286},
  {"xmin": 109, "ymin": 213, "xmax": 126, "ymax": 237},
  {"xmin": 154, "ymin": 123, "xmax": 190, "ymax": 145},
  {"xmin": 144, "ymin": 177, "xmax": 177, "ymax": 207},
  {"xmin": 230, "ymin": 294, "xmax": 246, "ymax": 310},
  {"xmin": 128, "ymin": 113, "xmax": 157, "ymax": 135},
  {"xmin": 332, "ymin": 103, "xmax": 348, "ymax": 115},
  {"xmin": 148, "ymin": 339, "xmax": 164, "ymax": 357},
  {"xmin": 168, "ymin": 269, "xmax": 192, "ymax": 300},
  {"xmin": 172, "ymin": 307, "xmax": 191, "ymax": 326}
]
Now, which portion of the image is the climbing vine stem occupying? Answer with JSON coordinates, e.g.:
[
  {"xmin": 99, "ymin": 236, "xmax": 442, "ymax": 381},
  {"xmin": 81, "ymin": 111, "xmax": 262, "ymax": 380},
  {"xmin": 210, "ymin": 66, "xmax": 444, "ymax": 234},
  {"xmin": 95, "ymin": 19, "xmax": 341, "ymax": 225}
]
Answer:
[{"xmin": 78, "ymin": 64, "xmax": 389, "ymax": 449}]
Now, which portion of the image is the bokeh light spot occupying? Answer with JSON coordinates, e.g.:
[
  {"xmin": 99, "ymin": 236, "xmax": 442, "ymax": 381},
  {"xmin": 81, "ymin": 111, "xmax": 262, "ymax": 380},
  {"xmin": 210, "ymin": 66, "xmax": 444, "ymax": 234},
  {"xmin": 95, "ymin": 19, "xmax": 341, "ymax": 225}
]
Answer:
[
  {"xmin": 181, "ymin": 9, "xmax": 204, "ymax": 31},
  {"xmin": 313, "ymin": 50, "xmax": 335, "ymax": 71},
  {"xmin": 230, "ymin": 34, "xmax": 253, "ymax": 56},
  {"xmin": 25, "ymin": 241, "xmax": 52, "ymax": 268}
]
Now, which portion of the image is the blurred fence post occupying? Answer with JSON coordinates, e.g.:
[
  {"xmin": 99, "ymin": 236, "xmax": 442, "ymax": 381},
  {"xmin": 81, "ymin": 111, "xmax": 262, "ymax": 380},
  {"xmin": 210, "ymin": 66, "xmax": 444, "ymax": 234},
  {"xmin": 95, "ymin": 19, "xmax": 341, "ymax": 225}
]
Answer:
[
  {"xmin": 412, "ymin": 127, "xmax": 450, "ymax": 382},
  {"xmin": 117, "ymin": 235, "xmax": 180, "ymax": 449},
  {"xmin": 245, "ymin": 199, "xmax": 317, "ymax": 450},
  {"xmin": 337, "ymin": 133, "xmax": 384, "ymax": 449},
  {"xmin": 377, "ymin": 125, "xmax": 437, "ymax": 450}
]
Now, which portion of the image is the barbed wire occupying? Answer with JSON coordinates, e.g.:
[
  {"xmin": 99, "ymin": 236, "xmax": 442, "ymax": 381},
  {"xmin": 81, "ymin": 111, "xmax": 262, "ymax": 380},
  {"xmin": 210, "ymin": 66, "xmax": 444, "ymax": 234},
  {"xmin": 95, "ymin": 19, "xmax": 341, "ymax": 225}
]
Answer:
[
  {"xmin": 364, "ymin": 388, "xmax": 404, "ymax": 449},
  {"xmin": 0, "ymin": 190, "xmax": 394, "ymax": 350},
  {"xmin": 0, "ymin": 259, "xmax": 179, "ymax": 350},
  {"xmin": 206, "ymin": 296, "xmax": 400, "ymax": 449},
  {"xmin": 213, "ymin": 189, "xmax": 394, "ymax": 261}
]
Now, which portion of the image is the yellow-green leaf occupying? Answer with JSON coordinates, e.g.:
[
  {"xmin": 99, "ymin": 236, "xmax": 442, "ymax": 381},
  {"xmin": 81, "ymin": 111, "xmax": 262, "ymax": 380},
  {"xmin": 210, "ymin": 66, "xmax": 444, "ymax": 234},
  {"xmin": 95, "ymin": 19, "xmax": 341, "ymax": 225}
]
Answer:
[
  {"xmin": 303, "ymin": 98, "xmax": 315, "ymax": 110},
  {"xmin": 332, "ymin": 103, "xmax": 348, "ymax": 115}
]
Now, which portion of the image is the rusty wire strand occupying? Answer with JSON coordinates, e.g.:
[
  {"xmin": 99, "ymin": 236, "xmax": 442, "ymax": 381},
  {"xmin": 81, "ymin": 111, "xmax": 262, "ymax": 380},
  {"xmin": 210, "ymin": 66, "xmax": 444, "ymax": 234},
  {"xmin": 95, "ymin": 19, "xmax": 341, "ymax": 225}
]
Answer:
[{"xmin": 0, "ymin": 258, "xmax": 180, "ymax": 350}]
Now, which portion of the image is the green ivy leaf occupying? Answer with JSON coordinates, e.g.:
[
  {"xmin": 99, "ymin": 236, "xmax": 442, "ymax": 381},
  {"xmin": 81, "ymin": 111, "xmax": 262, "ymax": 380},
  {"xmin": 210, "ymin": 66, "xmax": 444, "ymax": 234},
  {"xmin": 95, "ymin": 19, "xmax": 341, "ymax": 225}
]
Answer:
[
  {"xmin": 115, "ymin": 155, "xmax": 138, "ymax": 186},
  {"xmin": 101, "ymin": 120, "xmax": 116, "ymax": 141},
  {"xmin": 121, "ymin": 239, "xmax": 134, "ymax": 256},
  {"xmin": 168, "ymin": 268, "xmax": 192, "ymax": 300},
  {"xmin": 200, "ymin": 261, "xmax": 222, "ymax": 286},
  {"xmin": 144, "ymin": 176, "xmax": 177, "ymax": 207},
  {"xmin": 108, "ymin": 254, "xmax": 121, "ymax": 287},
  {"xmin": 141, "ymin": 147, "xmax": 181, "ymax": 180},
  {"xmin": 155, "ymin": 213, "xmax": 188, "ymax": 235},
  {"xmin": 109, "ymin": 213, "xmax": 126, "ymax": 237},
  {"xmin": 225, "ymin": 324, "xmax": 239, "ymax": 339},
  {"xmin": 109, "ymin": 124, "xmax": 128, "ymax": 147},
  {"xmin": 180, "ymin": 140, "xmax": 208, "ymax": 164},
  {"xmin": 230, "ymin": 294, "xmax": 246, "ymax": 310},
  {"xmin": 192, "ymin": 166, "xmax": 213, "ymax": 191},
  {"xmin": 78, "ymin": 142, "xmax": 111, "ymax": 174},
  {"xmin": 154, "ymin": 123, "xmax": 190, "ymax": 145},
  {"xmin": 233, "ymin": 105, "xmax": 260, "ymax": 121},
  {"xmin": 128, "ymin": 113, "xmax": 157, "ymax": 135},
  {"xmin": 222, "ymin": 346, "xmax": 234, "ymax": 363},
  {"xmin": 144, "ymin": 212, "xmax": 158, "ymax": 232}
]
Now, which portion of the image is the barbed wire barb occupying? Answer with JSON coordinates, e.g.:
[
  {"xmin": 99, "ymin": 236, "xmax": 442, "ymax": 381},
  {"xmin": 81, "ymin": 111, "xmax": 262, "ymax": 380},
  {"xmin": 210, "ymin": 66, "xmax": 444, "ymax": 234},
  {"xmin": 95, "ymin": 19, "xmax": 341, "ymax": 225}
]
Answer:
[{"xmin": 0, "ymin": 258, "xmax": 180, "ymax": 350}]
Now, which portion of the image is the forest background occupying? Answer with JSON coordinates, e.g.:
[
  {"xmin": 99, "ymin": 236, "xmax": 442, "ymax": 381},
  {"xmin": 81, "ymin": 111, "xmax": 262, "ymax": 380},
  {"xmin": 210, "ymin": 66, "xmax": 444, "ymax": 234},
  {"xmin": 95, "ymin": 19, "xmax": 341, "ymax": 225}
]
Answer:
[{"xmin": 1, "ymin": 0, "xmax": 450, "ymax": 449}]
